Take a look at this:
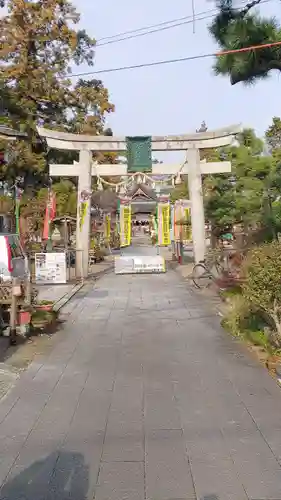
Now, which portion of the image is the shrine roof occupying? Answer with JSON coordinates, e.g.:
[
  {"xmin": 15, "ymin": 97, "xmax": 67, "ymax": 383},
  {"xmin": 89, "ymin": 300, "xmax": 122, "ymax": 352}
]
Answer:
[{"xmin": 127, "ymin": 183, "xmax": 157, "ymax": 201}]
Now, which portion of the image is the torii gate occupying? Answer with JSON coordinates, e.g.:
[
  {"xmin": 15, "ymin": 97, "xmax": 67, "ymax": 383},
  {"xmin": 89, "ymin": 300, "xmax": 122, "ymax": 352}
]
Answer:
[{"xmin": 37, "ymin": 125, "xmax": 240, "ymax": 277}]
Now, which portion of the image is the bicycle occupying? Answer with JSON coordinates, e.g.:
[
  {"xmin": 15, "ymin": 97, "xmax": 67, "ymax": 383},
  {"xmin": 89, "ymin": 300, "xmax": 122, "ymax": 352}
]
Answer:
[{"xmin": 191, "ymin": 249, "xmax": 226, "ymax": 289}]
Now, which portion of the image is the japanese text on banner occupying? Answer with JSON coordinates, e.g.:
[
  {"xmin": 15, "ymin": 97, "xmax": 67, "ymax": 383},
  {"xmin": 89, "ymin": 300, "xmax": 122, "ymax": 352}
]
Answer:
[
  {"xmin": 174, "ymin": 202, "xmax": 182, "ymax": 241},
  {"xmin": 183, "ymin": 207, "xmax": 191, "ymax": 241},
  {"xmin": 120, "ymin": 204, "xmax": 131, "ymax": 247},
  {"xmin": 105, "ymin": 214, "xmax": 111, "ymax": 241},
  {"xmin": 158, "ymin": 202, "xmax": 171, "ymax": 246}
]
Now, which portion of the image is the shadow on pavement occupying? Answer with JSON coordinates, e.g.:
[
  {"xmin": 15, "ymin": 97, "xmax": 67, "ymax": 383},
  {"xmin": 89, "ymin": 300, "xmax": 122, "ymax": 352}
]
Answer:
[{"xmin": 0, "ymin": 451, "xmax": 89, "ymax": 500}]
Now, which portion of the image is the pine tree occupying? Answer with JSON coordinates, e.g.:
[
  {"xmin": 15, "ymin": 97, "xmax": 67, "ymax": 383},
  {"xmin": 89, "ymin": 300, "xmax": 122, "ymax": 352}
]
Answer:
[{"xmin": 209, "ymin": 0, "xmax": 281, "ymax": 85}]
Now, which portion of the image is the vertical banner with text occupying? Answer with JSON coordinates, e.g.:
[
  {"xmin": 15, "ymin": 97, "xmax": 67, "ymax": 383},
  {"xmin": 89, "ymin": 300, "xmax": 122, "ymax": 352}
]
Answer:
[
  {"xmin": 104, "ymin": 214, "xmax": 111, "ymax": 242},
  {"xmin": 174, "ymin": 200, "xmax": 182, "ymax": 241},
  {"xmin": 43, "ymin": 190, "xmax": 56, "ymax": 240},
  {"xmin": 183, "ymin": 206, "xmax": 191, "ymax": 241},
  {"xmin": 120, "ymin": 200, "xmax": 132, "ymax": 247},
  {"xmin": 170, "ymin": 204, "xmax": 175, "ymax": 242},
  {"xmin": 174, "ymin": 199, "xmax": 191, "ymax": 241},
  {"xmin": 157, "ymin": 198, "xmax": 171, "ymax": 246}
]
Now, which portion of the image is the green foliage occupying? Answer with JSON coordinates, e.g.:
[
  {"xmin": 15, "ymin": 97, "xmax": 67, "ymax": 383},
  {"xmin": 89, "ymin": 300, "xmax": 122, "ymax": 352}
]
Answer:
[
  {"xmin": 266, "ymin": 117, "xmax": 281, "ymax": 151},
  {"xmin": 169, "ymin": 127, "xmax": 280, "ymax": 236},
  {"xmin": 170, "ymin": 181, "xmax": 189, "ymax": 203},
  {"xmin": 204, "ymin": 174, "xmax": 236, "ymax": 228},
  {"xmin": 203, "ymin": 128, "xmax": 275, "ymax": 231},
  {"xmin": 242, "ymin": 242, "xmax": 281, "ymax": 339},
  {"xmin": 52, "ymin": 180, "xmax": 77, "ymax": 217},
  {"xmin": 1, "ymin": 0, "xmax": 114, "ymax": 182},
  {"xmin": 221, "ymin": 289, "xmax": 272, "ymax": 350},
  {"xmin": 0, "ymin": 195, "xmax": 14, "ymax": 214},
  {"xmin": 244, "ymin": 329, "xmax": 270, "ymax": 350},
  {"xmin": 210, "ymin": 0, "xmax": 281, "ymax": 85},
  {"xmin": 222, "ymin": 294, "xmax": 253, "ymax": 336}
]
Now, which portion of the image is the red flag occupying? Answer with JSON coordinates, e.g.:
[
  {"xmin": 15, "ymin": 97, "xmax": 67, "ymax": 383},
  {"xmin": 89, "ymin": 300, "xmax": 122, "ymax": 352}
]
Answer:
[
  {"xmin": 42, "ymin": 191, "xmax": 56, "ymax": 240},
  {"xmin": 49, "ymin": 191, "xmax": 56, "ymax": 220}
]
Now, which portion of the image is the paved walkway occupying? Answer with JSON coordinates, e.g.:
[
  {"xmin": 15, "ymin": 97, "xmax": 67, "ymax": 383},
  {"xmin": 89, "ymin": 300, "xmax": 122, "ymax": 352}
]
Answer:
[{"xmin": 1, "ymin": 268, "xmax": 281, "ymax": 499}]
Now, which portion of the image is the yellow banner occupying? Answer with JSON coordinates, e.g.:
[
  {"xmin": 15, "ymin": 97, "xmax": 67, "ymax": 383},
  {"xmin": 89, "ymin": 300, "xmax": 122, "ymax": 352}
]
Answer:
[
  {"xmin": 79, "ymin": 201, "xmax": 88, "ymax": 231},
  {"xmin": 158, "ymin": 202, "xmax": 171, "ymax": 246},
  {"xmin": 182, "ymin": 207, "xmax": 191, "ymax": 241},
  {"xmin": 120, "ymin": 204, "xmax": 131, "ymax": 247},
  {"xmin": 105, "ymin": 214, "xmax": 111, "ymax": 241}
]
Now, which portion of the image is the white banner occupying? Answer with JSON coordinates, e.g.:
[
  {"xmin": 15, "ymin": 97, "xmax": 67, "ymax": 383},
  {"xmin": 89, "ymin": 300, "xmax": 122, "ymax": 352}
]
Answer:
[
  {"xmin": 115, "ymin": 255, "xmax": 166, "ymax": 274},
  {"xmin": 170, "ymin": 204, "xmax": 175, "ymax": 241},
  {"xmin": 35, "ymin": 252, "xmax": 66, "ymax": 284}
]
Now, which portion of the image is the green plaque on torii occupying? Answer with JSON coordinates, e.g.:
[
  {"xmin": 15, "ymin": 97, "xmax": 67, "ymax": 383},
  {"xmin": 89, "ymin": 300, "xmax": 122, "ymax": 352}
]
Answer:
[{"xmin": 126, "ymin": 136, "xmax": 152, "ymax": 173}]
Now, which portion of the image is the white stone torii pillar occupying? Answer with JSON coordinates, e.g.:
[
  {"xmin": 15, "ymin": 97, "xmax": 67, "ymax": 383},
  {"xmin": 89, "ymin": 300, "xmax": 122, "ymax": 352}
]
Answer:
[{"xmin": 37, "ymin": 124, "xmax": 240, "ymax": 274}]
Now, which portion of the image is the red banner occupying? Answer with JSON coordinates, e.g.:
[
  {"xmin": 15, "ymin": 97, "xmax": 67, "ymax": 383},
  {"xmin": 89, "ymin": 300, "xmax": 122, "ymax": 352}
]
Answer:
[{"xmin": 43, "ymin": 191, "xmax": 56, "ymax": 240}]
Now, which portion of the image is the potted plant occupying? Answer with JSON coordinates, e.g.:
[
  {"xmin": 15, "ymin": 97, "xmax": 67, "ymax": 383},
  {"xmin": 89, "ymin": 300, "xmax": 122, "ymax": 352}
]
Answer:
[
  {"xmin": 31, "ymin": 309, "xmax": 54, "ymax": 329},
  {"xmin": 36, "ymin": 300, "xmax": 54, "ymax": 312}
]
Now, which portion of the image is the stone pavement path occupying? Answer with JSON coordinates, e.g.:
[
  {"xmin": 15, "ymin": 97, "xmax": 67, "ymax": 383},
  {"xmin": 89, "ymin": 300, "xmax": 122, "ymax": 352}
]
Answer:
[{"xmin": 1, "ymin": 270, "xmax": 281, "ymax": 499}]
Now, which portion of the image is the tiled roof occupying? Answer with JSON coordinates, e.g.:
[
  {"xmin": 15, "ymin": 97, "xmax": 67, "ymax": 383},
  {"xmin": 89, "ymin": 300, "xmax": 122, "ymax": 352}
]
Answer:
[{"xmin": 127, "ymin": 183, "xmax": 157, "ymax": 200}]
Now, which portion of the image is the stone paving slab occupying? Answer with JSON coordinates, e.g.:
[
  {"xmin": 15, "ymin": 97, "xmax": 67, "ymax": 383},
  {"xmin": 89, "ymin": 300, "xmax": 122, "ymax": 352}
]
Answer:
[{"xmin": 1, "ymin": 262, "xmax": 281, "ymax": 499}]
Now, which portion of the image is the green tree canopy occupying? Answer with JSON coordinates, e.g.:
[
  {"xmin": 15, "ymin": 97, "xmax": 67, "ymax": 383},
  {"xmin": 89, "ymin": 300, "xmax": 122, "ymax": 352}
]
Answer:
[
  {"xmin": 170, "ymin": 180, "xmax": 189, "ymax": 203},
  {"xmin": 209, "ymin": 0, "xmax": 281, "ymax": 85},
  {"xmin": 1, "ymin": 0, "xmax": 114, "ymax": 184},
  {"xmin": 266, "ymin": 117, "xmax": 281, "ymax": 151},
  {"xmin": 170, "ymin": 127, "xmax": 279, "ymax": 236},
  {"xmin": 204, "ymin": 128, "xmax": 278, "ymax": 235}
]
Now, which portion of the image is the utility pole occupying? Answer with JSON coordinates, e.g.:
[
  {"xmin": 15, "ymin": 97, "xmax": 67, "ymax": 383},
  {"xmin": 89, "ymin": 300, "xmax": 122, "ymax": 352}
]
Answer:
[{"xmin": 14, "ymin": 176, "xmax": 23, "ymax": 235}]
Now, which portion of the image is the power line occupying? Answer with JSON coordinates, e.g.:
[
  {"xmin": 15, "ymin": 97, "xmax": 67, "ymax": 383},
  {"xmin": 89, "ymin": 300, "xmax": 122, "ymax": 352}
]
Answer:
[
  {"xmin": 96, "ymin": 13, "xmax": 216, "ymax": 47},
  {"xmin": 95, "ymin": 0, "xmax": 271, "ymax": 47},
  {"xmin": 96, "ymin": 9, "xmax": 218, "ymax": 42},
  {"xmin": 69, "ymin": 40, "xmax": 281, "ymax": 78}
]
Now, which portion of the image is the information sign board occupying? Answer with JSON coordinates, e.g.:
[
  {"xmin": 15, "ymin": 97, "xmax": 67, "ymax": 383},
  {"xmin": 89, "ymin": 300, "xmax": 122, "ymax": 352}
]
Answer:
[{"xmin": 35, "ymin": 252, "xmax": 67, "ymax": 284}]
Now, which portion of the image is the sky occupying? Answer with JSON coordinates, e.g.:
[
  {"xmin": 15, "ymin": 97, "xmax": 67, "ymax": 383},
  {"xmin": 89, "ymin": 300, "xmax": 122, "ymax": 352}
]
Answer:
[{"xmin": 73, "ymin": 0, "xmax": 279, "ymax": 160}]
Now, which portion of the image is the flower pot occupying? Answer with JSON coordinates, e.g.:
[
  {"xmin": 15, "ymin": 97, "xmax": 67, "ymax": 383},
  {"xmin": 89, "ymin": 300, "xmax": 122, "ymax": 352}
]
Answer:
[
  {"xmin": 18, "ymin": 311, "xmax": 31, "ymax": 325},
  {"xmin": 36, "ymin": 304, "xmax": 53, "ymax": 312}
]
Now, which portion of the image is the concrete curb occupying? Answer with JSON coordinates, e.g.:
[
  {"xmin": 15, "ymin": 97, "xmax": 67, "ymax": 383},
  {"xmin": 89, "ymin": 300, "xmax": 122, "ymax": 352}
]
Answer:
[{"xmin": 53, "ymin": 282, "xmax": 84, "ymax": 313}]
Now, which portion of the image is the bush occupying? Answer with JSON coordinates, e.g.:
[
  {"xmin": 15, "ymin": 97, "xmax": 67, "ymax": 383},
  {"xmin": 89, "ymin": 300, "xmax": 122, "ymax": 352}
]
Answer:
[
  {"xmin": 242, "ymin": 241, "xmax": 281, "ymax": 343},
  {"xmin": 222, "ymin": 294, "xmax": 271, "ymax": 350},
  {"xmin": 222, "ymin": 295, "xmax": 253, "ymax": 336}
]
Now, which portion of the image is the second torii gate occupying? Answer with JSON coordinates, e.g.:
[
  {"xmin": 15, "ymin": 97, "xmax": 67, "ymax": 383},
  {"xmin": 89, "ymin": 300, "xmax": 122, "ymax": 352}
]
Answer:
[{"xmin": 37, "ymin": 125, "xmax": 240, "ymax": 277}]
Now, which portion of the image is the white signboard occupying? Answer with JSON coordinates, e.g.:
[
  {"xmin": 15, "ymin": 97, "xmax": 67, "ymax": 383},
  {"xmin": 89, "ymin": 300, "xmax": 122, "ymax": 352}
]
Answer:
[
  {"xmin": 35, "ymin": 252, "xmax": 67, "ymax": 284},
  {"xmin": 115, "ymin": 255, "xmax": 166, "ymax": 274}
]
